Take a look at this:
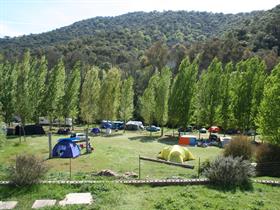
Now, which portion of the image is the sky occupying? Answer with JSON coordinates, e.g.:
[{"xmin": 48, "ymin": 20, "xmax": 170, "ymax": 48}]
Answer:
[{"xmin": 0, "ymin": 0, "xmax": 280, "ymax": 37}]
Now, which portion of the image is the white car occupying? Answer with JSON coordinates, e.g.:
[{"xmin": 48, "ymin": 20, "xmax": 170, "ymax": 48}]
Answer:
[{"xmin": 70, "ymin": 133, "xmax": 90, "ymax": 141}]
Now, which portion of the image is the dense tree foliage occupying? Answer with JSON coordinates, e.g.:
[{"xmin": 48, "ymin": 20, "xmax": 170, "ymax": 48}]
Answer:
[{"xmin": 257, "ymin": 64, "xmax": 280, "ymax": 144}]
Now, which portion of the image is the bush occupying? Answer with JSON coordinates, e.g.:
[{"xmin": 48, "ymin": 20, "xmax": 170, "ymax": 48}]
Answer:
[
  {"xmin": 203, "ymin": 156, "xmax": 255, "ymax": 187},
  {"xmin": 0, "ymin": 122, "xmax": 6, "ymax": 147},
  {"xmin": 9, "ymin": 154, "xmax": 48, "ymax": 186},
  {"xmin": 255, "ymin": 143, "xmax": 280, "ymax": 177},
  {"xmin": 224, "ymin": 136, "xmax": 253, "ymax": 160}
]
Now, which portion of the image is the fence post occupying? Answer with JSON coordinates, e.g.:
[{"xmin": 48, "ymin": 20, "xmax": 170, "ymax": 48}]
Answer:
[
  {"xmin": 48, "ymin": 132, "xmax": 52, "ymax": 159},
  {"xmin": 198, "ymin": 157, "xmax": 200, "ymax": 178},
  {"xmin": 139, "ymin": 155, "xmax": 141, "ymax": 180},
  {"xmin": 85, "ymin": 128, "xmax": 89, "ymax": 154}
]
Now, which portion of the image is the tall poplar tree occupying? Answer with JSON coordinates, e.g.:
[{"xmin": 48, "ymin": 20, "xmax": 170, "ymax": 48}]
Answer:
[
  {"xmin": 29, "ymin": 56, "xmax": 48, "ymax": 123},
  {"xmin": 155, "ymin": 67, "xmax": 171, "ymax": 136},
  {"xmin": 231, "ymin": 57, "xmax": 266, "ymax": 132},
  {"xmin": 0, "ymin": 61, "xmax": 16, "ymax": 124},
  {"xmin": 169, "ymin": 57, "xmax": 199, "ymax": 128},
  {"xmin": 80, "ymin": 66, "xmax": 101, "ymax": 125},
  {"xmin": 119, "ymin": 76, "xmax": 134, "ymax": 132},
  {"xmin": 62, "ymin": 62, "xmax": 81, "ymax": 124},
  {"xmin": 15, "ymin": 50, "xmax": 31, "ymax": 140},
  {"xmin": 219, "ymin": 62, "xmax": 234, "ymax": 134},
  {"xmin": 257, "ymin": 64, "xmax": 280, "ymax": 144},
  {"xmin": 99, "ymin": 68, "xmax": 121, "ymax": 120},
  {"xmin": 140, "ymin": 72, "xmax": 159, "ymax": 134},
  {"xmin": 43, "ymin": 58, "xmax": 65, "ymax": 129},
  {"xmin": 196, "ymin": 57, "xmax": 222, "ymax": 127}
]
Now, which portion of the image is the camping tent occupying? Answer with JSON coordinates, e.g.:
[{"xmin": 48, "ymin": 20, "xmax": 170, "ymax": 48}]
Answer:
[
  {"xmin": 158, "ymin": 145, "xmax": 195, "ymax": 163},
  {"xmin": 125, "ymin": 121, "xmax": 144, "ymax": 130},
  {"xmin": 15, "ymin": 125, "xmax": 45, "ymax": 135},
  {"xmin": 179, "ymin": 135, "xmax": 197, "ymax": 146},
  {"xmin": 52, "ymin": 140, "xmax": 80, "ymax": 158}
]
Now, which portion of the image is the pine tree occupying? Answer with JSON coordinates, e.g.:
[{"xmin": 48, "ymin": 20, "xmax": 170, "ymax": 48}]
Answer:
[
  {"xmin": 155, "ymin": 67, "xmax": 171, "ymax": 136},
  {"xmin": 119, "ymin": 76, "xmax": 134, "ymax": 132},
  {"xmin": 99, "ymin": 68, "xmax": 121, "ymax": 120},
  {"xmin": 257, "ymin": 64, "xmax": 280, "ymax": 144},
  {"xmin": 62, "ymin": 62, "xmax": 81, "ymax": 124}
]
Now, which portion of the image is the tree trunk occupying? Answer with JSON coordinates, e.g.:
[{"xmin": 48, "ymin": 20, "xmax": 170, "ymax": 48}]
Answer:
[
  {"xmin": 22, "ymin": 122, "xmax": 26, "ymax": 141},
  {"xmin": 161, "ymin": 126, "xmax": 164, "ymax": 137},
  {"xmin": 123, "ymin": 120, "xmax": 126, "ymax": 133}
]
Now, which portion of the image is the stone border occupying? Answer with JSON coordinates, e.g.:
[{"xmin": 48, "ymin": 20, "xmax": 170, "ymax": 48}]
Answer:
[{"xmin": 0, "ymin": 179, "xmax": 279, "ymax": 186}]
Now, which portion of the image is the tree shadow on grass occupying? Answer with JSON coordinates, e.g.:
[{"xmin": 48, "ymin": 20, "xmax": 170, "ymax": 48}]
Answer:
[
  {"xmin": 0, "ymin": 185, "xmax": 38, "ymax": 199},
  {"xmin": 128, "ymin": 135, "xmax": 159, "ymax": 143},
  {"xmin": 158, "ymin": 136, "xmax": 178, "ymax": 145}
]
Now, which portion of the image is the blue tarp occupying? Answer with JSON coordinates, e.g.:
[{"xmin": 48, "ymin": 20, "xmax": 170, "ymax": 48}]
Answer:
[
  {"xmin": 52, "ymin": 140, "xmax": 80, "ymax": 158},
  {"xmin": 57, "ymin": 137, "xmax": 80, "ymax": 142}
]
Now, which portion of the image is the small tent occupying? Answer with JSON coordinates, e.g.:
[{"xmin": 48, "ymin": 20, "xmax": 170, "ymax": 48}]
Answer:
[
  {"xmin": 52, "ymin": 140, "xmax": 80, "ymax": 158},
  {"xmin": 158, "ymin": 145, "xmax": 195, "ymax": 163},
  {"xmin": 179, "ymin": 135, "xmax": 197, "ymax": 146}
]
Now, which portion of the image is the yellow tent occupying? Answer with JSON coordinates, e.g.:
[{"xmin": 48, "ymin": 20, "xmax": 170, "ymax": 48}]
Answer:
[{"xmin": 157, "ymin": 145, "xmax": 195, "ymax": 163}]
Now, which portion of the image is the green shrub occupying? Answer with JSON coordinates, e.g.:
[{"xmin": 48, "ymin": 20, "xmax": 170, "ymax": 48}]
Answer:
[
  {"xmin": 203, "ymin": 156, "xmax": 255, "ymax": 187},
  {"xmin": 0, "ymin": 122, "xmax": 6, "ymax": 148},
  {"xmin": 199, "ymin": 159, "xmax": 211, "ymax": 174},
  {"xmin": 9, "ymin": 154, "xmax": 48, "ymax": 186},
  {"xmin": 224, "ymin": 136, "xmax": 253, "ymax": 160},
  {"xmin": 255, "ymin": 143, "xmax": 280, "ymax": 177}
]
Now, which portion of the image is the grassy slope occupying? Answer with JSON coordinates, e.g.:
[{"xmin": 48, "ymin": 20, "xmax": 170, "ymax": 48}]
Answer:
[{"xmin": 0, "ymin": 183, "xmax": 279, "ymax": 210}]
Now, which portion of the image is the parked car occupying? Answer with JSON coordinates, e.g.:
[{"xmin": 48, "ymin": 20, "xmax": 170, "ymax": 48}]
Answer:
[
  {"xmin": 146, "ymin": 125, "xmax": 161, "ymax": 132},
  {"xmin": 178, "ymin": 126, "xmax": 193, "ymax": 133},
  {"xmin": 112, "ymin": 121, "xmax": 124, "ymax": 130},
  {"xmin": 70, "ymin": 133, "xmax": 90, "ymax": 141},
  {"xmin": 209, "ymin": 134, "xmax": 219, "ymax": 142},
  {"xmin": 208, "ymin": 126, "xmax": 220, "ymax": 133},
  {"xmin": 199, "ymin": 128, "xmax": 207, "ymax": 133},
  {"xmin": 100, "ymin": 120, "xmax": 112, "ymax": 129}
]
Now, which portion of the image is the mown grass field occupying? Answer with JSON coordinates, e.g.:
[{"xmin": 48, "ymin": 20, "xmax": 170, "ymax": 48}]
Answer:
[
  {"xmin": 0, "ymin": 130, "xmax": 280, "ymax": 210},
  {"xmin": 0, "ymin": 130, "xmax": 222, "ymax": 179}
]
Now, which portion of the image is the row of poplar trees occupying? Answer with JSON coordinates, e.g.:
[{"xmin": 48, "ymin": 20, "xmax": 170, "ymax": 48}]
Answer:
[
  {"xmin": 0, "ymin": 51, "xmax": 134, "ymax": 135},
  {"xmin": 141, "ymin": 57, "xmax": 280, "ymax": 144},
  {"xmin": 0, "ymin": 51, "xmax": 279, "ymax": 144}
]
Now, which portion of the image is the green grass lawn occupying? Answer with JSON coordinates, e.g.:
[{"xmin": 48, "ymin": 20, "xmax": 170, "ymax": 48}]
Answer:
[
  {"xmin": 0, "ymin": 131, "xmax": 222, "ymax": 179},
  {"xmin": 0, "ymin": 182, "xmax": 279, "ymax": 210},
  {"xmin": 0, "ymin": 131, "xmax": 280, "ymax": 209}
]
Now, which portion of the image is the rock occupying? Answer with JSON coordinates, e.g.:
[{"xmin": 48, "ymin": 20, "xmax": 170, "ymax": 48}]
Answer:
[
  {"xmin": 0, "ymin": 201, "xmax": 18, "ymax": 209},
  {"xmin": 123, "ymin": 172, "xmax": 138, "ymax": 178},
  {"xmin": 59, "ymin": 193, "xmax": 93, "ymax": 206},
  {"xmin": 97, "ymin": 169, "xmax": 118, "ymax": 177},
  {"xmin": 32, "ymin": 200, "xmax": 56, "ymax": 209}
]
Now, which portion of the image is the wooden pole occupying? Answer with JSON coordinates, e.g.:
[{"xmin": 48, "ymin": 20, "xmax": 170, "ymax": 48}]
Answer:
[
  {"xmin": 48, "ymin": 132, "xmax": 52, "ymax": 159},
  {"xmin": 138, "ymin": 155, "xmax": 141, "ymax": 180},
  {"xmin": 198, "ymin": 157, "xmax": 201, "ymax": 178},
  {"xmin": 69, "ymin": 158, "xmax": 72, "ymax": 180},
  {"xmin": 85, "ymin": 128, "xmax": 89, "ymax": 154},
  {"xmin": 139, "ymin": 156, "xmax": 194, "ymax": 169}
]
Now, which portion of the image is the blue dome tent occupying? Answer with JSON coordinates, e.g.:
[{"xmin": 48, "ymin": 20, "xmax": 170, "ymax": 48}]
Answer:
[{"xmin": 52, "ymin": 139, "xmax": 80, "ymax": 158}]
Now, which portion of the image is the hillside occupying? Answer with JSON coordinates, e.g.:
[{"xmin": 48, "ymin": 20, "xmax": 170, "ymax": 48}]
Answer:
[{"xmin": 0, "ymin": 6, "xmax": 279, "ymax": 72}]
